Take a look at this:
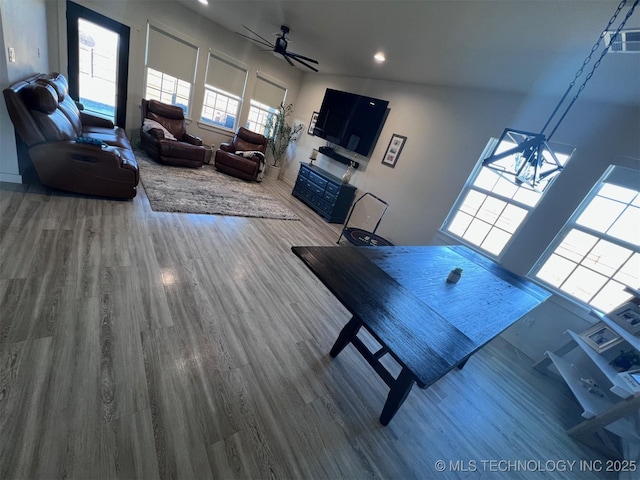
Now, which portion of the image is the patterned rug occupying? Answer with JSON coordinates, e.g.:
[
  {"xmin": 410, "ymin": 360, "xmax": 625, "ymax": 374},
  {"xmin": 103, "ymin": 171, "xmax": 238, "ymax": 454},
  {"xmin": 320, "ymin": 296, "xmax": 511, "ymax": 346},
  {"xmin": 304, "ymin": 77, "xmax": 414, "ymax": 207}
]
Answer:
[{"xmin": 136, "ymin": 149, "xmax": 300, "ymax": 220}]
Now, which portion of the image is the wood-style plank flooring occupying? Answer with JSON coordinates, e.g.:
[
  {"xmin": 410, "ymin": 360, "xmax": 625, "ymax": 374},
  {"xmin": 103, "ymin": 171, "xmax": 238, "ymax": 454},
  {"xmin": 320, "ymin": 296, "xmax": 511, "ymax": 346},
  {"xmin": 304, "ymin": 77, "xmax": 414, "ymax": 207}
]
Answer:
[{"xmin": 0, "ymin": 170, "xmax": 617, "ymax": 479}]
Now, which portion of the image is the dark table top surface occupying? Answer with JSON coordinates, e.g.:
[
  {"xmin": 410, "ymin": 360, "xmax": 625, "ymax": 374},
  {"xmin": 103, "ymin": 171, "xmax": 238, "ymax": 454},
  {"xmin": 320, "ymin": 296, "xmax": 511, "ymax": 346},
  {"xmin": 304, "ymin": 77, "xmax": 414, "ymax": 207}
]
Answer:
[{"xmin": 292, "ymin": 245, "xmax": 551, "ymax": 386}]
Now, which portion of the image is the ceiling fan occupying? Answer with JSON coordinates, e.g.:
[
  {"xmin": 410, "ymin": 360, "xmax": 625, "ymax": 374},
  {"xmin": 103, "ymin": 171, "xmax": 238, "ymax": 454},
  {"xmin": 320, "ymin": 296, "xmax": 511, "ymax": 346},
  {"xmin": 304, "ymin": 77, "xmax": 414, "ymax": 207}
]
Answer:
[{"xmin": 237, "ymin": 24, "xmax": 319, "ymax": 72}]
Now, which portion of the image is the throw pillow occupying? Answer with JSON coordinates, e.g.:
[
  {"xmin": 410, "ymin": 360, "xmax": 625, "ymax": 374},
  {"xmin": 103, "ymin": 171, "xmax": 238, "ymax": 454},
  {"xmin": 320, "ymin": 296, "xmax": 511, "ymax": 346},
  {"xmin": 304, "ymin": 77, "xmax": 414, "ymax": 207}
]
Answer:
[{"xmin": 143, "ymin": 118, "xmax": 177, "ymax": 141}]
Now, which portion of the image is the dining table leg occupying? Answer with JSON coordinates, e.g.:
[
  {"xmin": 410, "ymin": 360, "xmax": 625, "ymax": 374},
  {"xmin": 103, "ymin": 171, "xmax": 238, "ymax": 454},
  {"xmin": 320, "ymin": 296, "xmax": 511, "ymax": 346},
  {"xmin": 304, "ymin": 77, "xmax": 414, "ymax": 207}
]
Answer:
[
  {"xmin": 330, "ymin": 316, "xmax": 361, "ymax": 357},
  {"xmin": 380, "ymin": 367, "xmax": 416, "ymax": 425}
]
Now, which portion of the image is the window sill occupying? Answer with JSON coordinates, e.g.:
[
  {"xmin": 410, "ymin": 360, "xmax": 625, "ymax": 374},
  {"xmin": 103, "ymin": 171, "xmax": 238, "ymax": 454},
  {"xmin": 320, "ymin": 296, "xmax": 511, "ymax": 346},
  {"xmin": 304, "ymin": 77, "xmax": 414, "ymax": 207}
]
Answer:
[{"xmin": 196, "ymin": 120, "xmax": 236, "ymax": 136}]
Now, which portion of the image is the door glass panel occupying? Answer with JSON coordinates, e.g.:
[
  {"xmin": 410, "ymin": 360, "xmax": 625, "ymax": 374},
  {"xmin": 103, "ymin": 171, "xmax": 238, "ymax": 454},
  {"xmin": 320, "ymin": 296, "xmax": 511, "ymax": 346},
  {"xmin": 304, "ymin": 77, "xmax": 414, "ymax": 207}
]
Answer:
[{"xmin": 78, "ymin": 18, "xmax": 118, "ymax": 121}]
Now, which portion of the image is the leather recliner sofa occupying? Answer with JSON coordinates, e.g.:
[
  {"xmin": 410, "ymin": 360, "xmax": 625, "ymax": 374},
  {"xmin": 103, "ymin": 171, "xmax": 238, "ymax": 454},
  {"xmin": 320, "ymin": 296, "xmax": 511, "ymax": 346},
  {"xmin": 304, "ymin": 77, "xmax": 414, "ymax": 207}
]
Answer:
[
  {"xmin": 140, "ymin": 99, "xmax": 208, "ymax": 168},
  {"xmin": 3, "ymin": 72, "xmax": 139, "ymax": 199},
  {"xmin": 215, "ymin": 127, "xmax": 268, "ymax": 181}
]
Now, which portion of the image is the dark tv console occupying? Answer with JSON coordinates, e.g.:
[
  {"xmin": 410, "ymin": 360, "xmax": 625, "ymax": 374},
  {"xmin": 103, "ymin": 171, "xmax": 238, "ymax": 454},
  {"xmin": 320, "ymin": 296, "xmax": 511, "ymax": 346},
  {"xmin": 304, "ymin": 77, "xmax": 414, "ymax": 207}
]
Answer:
[
  {"xmin": 292, "ymin": 163, "xmax": 356, "ymax": 223},
  {"xmin": 318, "ymin": 146, "xmax": 359, "ymax": 169}
]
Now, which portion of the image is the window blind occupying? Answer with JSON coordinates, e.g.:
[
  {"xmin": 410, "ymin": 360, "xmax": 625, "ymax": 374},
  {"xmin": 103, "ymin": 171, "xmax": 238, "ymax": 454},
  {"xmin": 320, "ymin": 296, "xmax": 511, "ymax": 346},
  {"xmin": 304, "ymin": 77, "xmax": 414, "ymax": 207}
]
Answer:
[
  {"xmin": 146, "ymin": 24, "xmax": 198, "ymax": 82},
  {"xmin": 252, "ymin": 74, "xmax": 286, "ymax": 108},
  {"xmin": 205, "ymin": 53, "xmax": 247, "ymax": 97}
]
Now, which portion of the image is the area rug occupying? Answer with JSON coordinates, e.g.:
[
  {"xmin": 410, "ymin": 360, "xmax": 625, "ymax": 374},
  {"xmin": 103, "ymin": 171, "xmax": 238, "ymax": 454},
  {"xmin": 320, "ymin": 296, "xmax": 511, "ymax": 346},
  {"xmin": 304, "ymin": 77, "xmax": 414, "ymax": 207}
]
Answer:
[{"xmin": 135, "ymin": 149, "xmax": 300, "ymax": 220}]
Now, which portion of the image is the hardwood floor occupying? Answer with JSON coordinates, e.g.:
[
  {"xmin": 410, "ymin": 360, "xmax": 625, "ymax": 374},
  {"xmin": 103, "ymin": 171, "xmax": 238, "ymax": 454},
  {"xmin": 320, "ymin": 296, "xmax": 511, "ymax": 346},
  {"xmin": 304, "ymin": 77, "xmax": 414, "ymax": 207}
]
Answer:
[{"xmin": 0, "ymin": 173, "xmax": 617, "ymax": 479}]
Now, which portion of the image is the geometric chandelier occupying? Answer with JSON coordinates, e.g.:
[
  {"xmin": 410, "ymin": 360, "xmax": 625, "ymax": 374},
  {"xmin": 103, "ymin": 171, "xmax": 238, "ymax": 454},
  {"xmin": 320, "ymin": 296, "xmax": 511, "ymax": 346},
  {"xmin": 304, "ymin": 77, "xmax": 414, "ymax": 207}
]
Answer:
[
  {"xmin": 482, "ymin": 129, "xmax": 564, "ymax": 189},
  {"xmin": 482, "ymin": 0, "xmax": 638, "ymax": 189}
]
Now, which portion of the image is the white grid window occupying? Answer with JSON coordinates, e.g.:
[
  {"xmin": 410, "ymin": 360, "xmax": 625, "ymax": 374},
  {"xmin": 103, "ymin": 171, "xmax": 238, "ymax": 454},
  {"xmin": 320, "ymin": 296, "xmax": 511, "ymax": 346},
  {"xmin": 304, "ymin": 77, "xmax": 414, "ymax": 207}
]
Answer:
[
  {"xmin": 201, "ymin": 87, "xmax": 240, "ymax": 129},
  {"xmin": 442, "ymin": 138, "xmax": 572, "ymax": 257},
  {"xmin": 531, "ymin": 165, "xmax": 640, "ymax": 312},
  {"xmin": 145, "ymin": 68, "xmax": 191, "ymax": 114},
  {"xmin": 247, "ymin": 100, "xmax": 276, "ymax": 136}
]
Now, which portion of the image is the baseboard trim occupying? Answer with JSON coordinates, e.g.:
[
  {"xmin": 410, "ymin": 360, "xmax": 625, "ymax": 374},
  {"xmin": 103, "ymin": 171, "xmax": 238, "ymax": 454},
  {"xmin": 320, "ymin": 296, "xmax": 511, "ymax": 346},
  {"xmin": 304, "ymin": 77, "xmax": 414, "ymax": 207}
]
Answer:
[{"xmin": 0, "ymin": 172, "xmax": 23, "ymax": 184}]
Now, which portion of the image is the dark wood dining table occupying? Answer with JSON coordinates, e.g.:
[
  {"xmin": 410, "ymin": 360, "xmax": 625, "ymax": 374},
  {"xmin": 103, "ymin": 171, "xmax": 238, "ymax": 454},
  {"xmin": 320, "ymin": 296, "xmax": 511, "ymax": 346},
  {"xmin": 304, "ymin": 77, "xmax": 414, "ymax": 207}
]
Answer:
[{"xmin": 291, "ymin": 245, "xmax": 551, "ymax": 425}]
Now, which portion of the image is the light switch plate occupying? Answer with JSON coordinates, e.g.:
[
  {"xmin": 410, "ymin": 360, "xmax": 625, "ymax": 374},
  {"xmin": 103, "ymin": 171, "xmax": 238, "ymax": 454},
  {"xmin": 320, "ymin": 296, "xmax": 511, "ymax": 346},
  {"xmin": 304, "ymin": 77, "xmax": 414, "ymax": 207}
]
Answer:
[{"xmin": 8, "ymin": 47, "xmax": 15, "ymax": 63}]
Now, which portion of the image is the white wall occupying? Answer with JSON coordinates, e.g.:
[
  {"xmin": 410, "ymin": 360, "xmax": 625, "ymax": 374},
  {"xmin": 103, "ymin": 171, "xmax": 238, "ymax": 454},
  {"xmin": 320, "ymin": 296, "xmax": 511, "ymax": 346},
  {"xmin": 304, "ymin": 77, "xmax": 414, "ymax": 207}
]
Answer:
[
  {"xmin": 48, "ymin": 0, "xmax": 304, "ymax": 150},
  {"xmin": 0, "ymin": 0, "xmax": 50, "ymax": 183}
]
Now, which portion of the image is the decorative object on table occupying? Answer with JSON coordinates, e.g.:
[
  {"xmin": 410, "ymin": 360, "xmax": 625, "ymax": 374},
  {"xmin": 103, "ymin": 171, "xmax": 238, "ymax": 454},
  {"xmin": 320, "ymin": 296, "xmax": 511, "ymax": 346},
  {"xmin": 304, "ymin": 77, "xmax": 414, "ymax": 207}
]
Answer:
[
  {"xmin": 579, "ymin": 321, "xmax": 623, "ymax": 353},
  {"xmin": 579, "ymin": 377, "xmax": 605, "ymax": 398},
  {"xmin": 308, "ymin": 112, "xmax": 319, "ymax": 135},
  {"xmin": 135, "ymin": 148, "xmax": 300, "ymax": 220},
  {"xmin": 447, "ymin": 267, "xmax": 463, "ymax": 284},
  {"xmin": 608, "ymin": 300, "xmax": 640, "ymax": 335},
  {"xmin": 309, "ymin": 148, "xmax": 318, "ymax": 165},
  {"xmin": 381, "ymin": 133, "xmax": 407, "ymax": 168},
  {"xmin": 342, "ymin": 161, "xmax": 355, "ymax": 184},
  {"xmin": 265, "ymin": 102, "xmax": 304, "ymax": 174},
  {"xmin": 481, "ymin": 0, "xmax": 638, "ymax": 189}
]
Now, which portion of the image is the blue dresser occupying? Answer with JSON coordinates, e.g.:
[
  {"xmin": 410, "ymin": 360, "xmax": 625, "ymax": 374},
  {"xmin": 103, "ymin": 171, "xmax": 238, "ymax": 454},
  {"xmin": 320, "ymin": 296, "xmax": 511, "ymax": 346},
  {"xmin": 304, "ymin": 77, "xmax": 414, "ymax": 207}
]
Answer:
[{"xmin": 292, "ymin": 163, "xmax": 356, "ymax": 223}]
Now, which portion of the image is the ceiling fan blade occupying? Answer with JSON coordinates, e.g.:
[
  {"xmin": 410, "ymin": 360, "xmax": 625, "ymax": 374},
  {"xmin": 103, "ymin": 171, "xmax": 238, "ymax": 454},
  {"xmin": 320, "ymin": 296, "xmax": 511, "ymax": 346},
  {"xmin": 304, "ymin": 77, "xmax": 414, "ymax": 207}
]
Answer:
[
  {"xmin": 241, "ymin": 24, "xmax": 274, "ymax": 46},
  {"xmin": 286, "ymin": 52, "xmax": 319, "ymax": 64},
  {"xmin": 281, "ymin": 53, "xmax": 295, "ymax": 67},
  {"xmin": 288, "ymin": 54, "xmax": 319, "ymax": 72},
  {"xmin": 236, "ymin": 32, "xmax": 273, "ymax": 48}
]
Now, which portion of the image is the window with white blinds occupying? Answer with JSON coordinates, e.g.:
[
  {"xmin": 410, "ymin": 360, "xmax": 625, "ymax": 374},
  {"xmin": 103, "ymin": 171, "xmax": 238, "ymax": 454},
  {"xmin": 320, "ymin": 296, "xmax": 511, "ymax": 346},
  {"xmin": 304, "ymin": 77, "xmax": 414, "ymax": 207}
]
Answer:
[
  {"xmin": 144, "ymin": 24, "xmax": 198, "ymax": 114},
  {"xmin": 247, "ymin": 73, "xmax": 287, "ymax": 135},
  {"xmin": 200, "ymin": 52, "xmax": 247, "ymax": 130}
]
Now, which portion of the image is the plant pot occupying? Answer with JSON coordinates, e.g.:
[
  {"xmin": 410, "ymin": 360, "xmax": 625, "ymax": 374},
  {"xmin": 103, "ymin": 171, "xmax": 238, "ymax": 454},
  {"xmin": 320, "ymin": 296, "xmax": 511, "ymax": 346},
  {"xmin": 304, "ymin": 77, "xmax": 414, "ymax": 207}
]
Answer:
[{"xmin": 264, "ymin": 164, "xmax": 281, "ymax": 179}]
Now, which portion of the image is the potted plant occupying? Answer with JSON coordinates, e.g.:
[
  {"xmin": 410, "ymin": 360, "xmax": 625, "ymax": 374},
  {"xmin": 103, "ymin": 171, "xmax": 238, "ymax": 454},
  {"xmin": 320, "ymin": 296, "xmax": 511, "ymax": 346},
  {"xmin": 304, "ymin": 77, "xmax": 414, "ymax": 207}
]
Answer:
[{"xmin": 264, "ymin": 102, "xmax": 303, "ymax": 178}]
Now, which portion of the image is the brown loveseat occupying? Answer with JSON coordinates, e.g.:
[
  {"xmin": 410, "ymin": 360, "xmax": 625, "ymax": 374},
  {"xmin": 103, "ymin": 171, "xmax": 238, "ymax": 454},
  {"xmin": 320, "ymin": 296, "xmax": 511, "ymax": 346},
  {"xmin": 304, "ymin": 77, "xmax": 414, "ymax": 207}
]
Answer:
[
  {"xmin": 215, "ymin": 127, "xmax": 268, "ymax": 181},
  {"xmin": 3, "ymin": 72, "xmax": 139, "ymax": 199},
  {"xmin": 140, "ymin": 99, "xmax": 208, "ymax": 168}
]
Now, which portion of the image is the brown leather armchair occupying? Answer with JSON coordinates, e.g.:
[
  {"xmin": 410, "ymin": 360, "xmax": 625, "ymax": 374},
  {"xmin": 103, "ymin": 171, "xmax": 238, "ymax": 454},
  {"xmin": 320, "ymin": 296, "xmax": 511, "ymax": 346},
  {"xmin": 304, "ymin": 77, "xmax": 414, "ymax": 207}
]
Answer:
[
  {"xmin": 215, "ymin": 127, "xmax": 268, "ymax": 181},
  {"xmin": 3, "ymin": 72, "xmax": 139, "ymax": 199},
  {"xmin": 140, "ymin": 99, "xmax": 207, "ymax": 168}
]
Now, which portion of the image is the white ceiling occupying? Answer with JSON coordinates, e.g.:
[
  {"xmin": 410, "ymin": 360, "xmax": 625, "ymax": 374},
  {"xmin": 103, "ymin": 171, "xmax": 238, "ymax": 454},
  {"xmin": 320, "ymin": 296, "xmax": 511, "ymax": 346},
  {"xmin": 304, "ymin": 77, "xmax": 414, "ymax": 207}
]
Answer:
[{"xmin": 179, "ymin": 0, "xmax": 640, "ymax": 106}]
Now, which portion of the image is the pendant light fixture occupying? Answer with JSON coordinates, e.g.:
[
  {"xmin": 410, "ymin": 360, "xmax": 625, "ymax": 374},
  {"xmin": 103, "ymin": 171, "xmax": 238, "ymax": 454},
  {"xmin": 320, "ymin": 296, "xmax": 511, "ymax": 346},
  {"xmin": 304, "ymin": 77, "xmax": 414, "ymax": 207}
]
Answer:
[{"xmin": 482, "ymin": 0, "xmax": 639, "ymax": 190}]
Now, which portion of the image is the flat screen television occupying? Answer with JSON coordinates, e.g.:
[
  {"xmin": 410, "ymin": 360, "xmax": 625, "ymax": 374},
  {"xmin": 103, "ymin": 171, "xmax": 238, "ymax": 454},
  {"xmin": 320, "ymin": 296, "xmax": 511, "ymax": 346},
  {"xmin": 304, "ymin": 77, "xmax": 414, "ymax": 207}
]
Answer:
[{"xmin": 313, "ymin": 89, "xmax": 389, "ymax": 157}]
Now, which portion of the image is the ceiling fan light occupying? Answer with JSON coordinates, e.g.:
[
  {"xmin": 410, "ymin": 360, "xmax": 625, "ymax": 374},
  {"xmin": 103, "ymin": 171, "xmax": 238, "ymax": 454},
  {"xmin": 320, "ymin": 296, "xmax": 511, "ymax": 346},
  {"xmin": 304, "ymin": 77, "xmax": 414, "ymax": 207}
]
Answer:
[{"xmin": 374, "ymin": 52, "xmax": 386, "ymax": 63}]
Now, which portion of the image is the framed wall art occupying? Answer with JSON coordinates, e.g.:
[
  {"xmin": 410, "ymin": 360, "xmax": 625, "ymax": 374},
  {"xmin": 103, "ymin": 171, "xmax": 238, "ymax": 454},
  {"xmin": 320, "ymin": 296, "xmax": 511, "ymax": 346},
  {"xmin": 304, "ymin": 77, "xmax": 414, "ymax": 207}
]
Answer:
[
  {"xmin": 579, "ymin": 322, "xmax": 623, "ymax": 353},
  {"xmin": 308, "ymin": 112, "xmax": 319, "ymax": 135},
  {"xmin": 382, "ymin": 134, "xmax": 407, "ymax": 168},
  {"xmin": 609, "ymin": 301, "xmax": 640, "ymax": 335}
]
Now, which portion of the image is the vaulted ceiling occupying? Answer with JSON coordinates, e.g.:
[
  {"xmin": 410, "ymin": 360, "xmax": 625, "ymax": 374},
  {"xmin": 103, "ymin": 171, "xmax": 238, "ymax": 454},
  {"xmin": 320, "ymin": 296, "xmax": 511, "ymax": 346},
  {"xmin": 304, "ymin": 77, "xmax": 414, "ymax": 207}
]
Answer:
[{"xmin": 179, "ymin": 0, "xmax": 640, "ymax": 106}]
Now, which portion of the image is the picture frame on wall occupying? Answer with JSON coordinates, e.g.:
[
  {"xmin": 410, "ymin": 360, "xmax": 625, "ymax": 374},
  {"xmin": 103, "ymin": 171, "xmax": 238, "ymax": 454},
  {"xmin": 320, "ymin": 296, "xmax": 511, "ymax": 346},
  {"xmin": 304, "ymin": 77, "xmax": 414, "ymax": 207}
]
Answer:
[
  {"xmin": 580, "ymin": 322, "xmax": 623, "ymax": 353},
  {"xmin": 609, "ymin": 301, "xmax": 640, "ymax": 335},
  {"xmin": 382, "ymin": 134, "xmax": 407, "ymax": 168},
  {"xmin": 308, "ymin": 112, "xmax": 319, "ymax": 135}
]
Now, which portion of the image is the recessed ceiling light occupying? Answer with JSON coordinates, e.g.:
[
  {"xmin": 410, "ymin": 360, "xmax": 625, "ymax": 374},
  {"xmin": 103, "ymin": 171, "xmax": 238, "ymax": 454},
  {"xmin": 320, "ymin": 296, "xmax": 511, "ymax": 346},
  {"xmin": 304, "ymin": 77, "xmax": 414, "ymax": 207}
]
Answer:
[
  {"xmin": 198, "ymin": 0, "xmax": 208, "ymax": 5},
  {"xmin": 374, "ymin": 52, "xmax": 386, "ymax": 63}
]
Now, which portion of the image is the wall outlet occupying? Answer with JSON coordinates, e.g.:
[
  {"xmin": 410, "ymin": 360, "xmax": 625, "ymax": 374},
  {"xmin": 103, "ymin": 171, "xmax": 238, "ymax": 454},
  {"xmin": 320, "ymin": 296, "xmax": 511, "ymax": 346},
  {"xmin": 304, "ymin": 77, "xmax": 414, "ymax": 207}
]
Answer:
[{"xmin": 8, "ymin": 47, "xmax": 16, "ymax": 63}]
